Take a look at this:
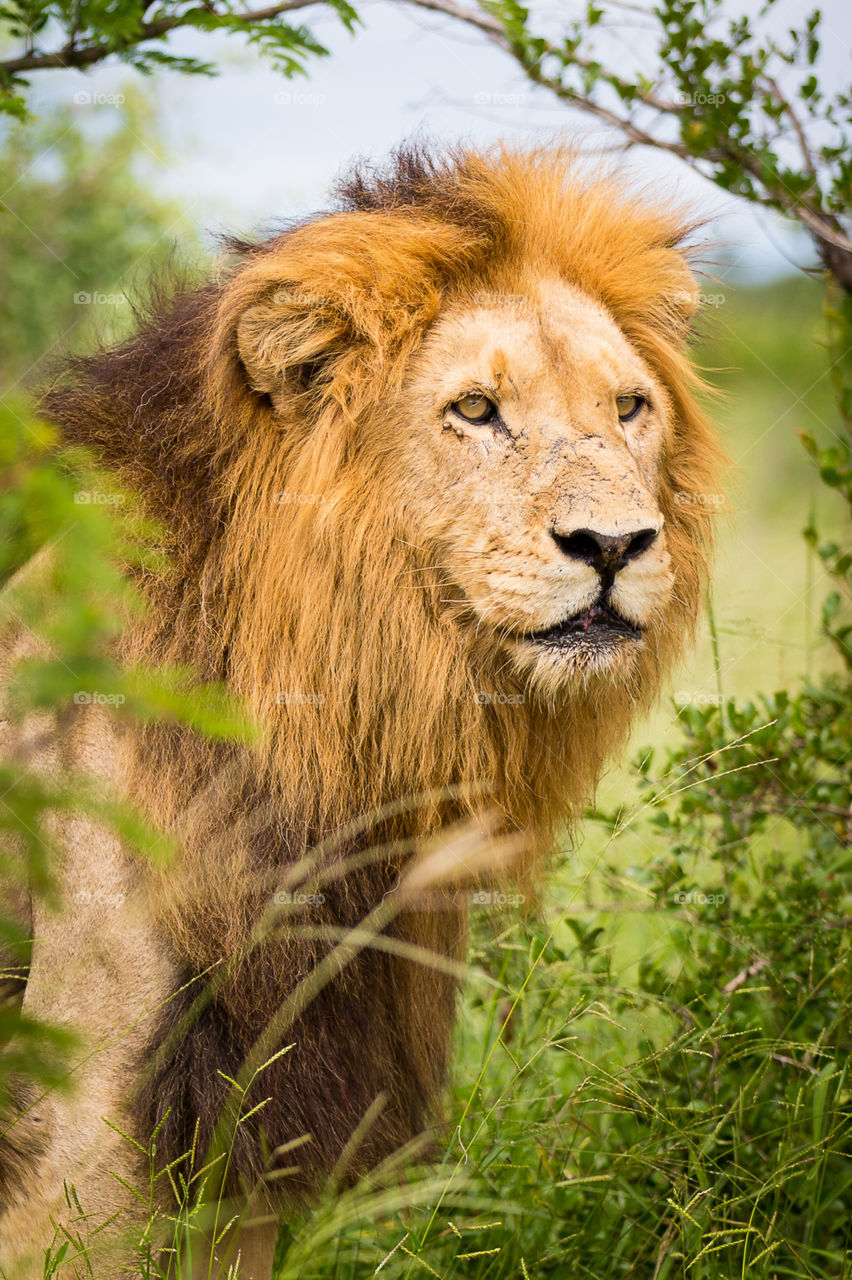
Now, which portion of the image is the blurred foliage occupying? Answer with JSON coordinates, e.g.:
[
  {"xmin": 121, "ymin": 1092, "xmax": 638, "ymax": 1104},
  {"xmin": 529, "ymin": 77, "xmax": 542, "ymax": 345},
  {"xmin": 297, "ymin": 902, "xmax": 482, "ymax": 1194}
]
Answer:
[
  {"xmin": 0, "ymin": 405, "xmax": 252, "ymax": 738},
  {"xmin": 801, "ymin": 285, "xmax": 852, "ymax": 665},
  {"xmin": 0, "ymin": 90, "xmax": 202, "ymax": 389},
  {"xmin": 0, "ymin": 0, "xmax": 358, "ymax": 120},
  {"xmin": 0, "ymin": 101, "xmax": 249, "ymax": 1110},
  {"xmin": 0, "ymin": 397, "xmax": 253, "ymax": 1105},
  {"xmin": 695, "ymin": 275, "xmax": 838, "ymax": 459}
]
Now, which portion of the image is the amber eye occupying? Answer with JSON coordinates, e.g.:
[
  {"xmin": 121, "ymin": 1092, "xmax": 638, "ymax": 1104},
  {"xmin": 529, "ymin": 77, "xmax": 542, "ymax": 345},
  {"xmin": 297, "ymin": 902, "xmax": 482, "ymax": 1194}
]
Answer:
[
  {"xmin": 452, "ymin": 392, "xmax": 497, "ymax": 423},
  {"xmin": 616, "ymin": 393, "xmax": 646, "ymax": 422}
]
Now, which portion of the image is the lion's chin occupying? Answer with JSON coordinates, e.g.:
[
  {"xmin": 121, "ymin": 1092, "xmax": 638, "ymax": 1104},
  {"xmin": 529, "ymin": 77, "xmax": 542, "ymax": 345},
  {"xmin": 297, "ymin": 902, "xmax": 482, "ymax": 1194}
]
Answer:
[
  {"xmin": 509, "ymin": 630, "xmax": 644, "ymax": 688},
  {"xmin": 503, "ymin": 600, "xmax": 646, "ymax": 688}
]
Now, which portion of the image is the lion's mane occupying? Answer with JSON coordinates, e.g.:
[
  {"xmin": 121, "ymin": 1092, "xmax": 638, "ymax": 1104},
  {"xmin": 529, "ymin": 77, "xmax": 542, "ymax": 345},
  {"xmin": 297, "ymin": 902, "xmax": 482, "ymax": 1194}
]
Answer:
[{"xmin": 43, "ymin": 143, "xmax": 724, "ymax": 1199}]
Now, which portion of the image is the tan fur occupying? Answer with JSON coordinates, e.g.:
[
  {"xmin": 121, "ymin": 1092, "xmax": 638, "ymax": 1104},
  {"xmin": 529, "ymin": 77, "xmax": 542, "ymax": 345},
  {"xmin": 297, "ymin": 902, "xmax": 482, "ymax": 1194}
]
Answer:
[{"xmin": 0, "ymin": 143, "xmax": 725, "ymax": 1278}]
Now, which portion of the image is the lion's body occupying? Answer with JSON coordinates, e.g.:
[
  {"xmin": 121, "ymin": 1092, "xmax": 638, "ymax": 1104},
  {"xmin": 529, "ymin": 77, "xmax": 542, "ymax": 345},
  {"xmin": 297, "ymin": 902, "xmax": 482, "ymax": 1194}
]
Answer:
[{"xmin": 0, "ymin": 145, "xmax": 724, "ymax": 1277}]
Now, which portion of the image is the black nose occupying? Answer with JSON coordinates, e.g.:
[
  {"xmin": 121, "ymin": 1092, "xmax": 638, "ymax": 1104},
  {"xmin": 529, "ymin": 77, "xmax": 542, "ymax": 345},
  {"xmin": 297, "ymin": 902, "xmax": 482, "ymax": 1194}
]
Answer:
[{"xmin": 551, "ymin": 527, "xmax": 658, "ymax": 576}]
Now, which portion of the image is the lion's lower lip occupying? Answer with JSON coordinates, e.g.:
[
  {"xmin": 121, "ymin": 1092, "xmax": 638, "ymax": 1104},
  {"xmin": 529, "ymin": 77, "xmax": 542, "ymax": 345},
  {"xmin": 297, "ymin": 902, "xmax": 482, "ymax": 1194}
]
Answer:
[{"xmin": 524, "ymin": 600, "xmax": 642, "ymax": 647}]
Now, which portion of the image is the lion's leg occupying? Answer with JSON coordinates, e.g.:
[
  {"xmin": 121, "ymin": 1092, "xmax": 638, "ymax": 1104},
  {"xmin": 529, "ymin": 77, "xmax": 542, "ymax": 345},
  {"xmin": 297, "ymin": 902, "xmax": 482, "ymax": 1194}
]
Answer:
[{"xmin": 0, "ymin": 804, "xmax": 179, "ymax": 1280}]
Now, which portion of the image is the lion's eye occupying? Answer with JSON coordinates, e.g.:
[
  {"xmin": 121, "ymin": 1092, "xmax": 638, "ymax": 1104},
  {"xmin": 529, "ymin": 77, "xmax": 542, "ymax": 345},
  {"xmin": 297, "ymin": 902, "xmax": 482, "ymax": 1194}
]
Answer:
[
  {"xmin": 616, "ymin": 393, "xmax": 646, "ymax": 422},
  {"xmin": 452, "ymin": 393, "xmax": 497, "ymax": 423}
]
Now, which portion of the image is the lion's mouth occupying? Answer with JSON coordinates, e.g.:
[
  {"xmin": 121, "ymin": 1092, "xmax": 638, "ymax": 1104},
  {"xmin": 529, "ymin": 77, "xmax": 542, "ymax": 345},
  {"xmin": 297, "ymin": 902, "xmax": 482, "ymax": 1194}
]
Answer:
[{"xmin": 524, "ymin": 599, "xmax": 642, "ymax": 649}]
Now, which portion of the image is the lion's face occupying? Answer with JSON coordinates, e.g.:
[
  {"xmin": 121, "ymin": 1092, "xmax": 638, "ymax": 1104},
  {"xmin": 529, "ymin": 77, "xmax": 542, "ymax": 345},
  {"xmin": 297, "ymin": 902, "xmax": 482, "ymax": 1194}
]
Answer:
[{"xmin": 396, "ymin": 279, "xmax": 674, "ymax": 688}]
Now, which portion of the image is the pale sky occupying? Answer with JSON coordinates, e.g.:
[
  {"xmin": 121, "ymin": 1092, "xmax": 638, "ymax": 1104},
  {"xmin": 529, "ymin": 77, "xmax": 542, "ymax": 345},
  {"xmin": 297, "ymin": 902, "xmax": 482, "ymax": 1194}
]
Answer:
[{"xmin": 20, "ymin": 0, "xmax": 852, "ymax": 283}]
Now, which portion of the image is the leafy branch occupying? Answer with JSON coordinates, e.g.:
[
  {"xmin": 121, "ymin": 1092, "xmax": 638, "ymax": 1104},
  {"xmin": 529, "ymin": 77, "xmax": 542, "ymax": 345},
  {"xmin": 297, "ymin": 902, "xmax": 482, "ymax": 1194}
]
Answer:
[
  {"xmin": 0, "ymin": 0, "xmax": 357, "ymax": 118},
  {"xmin": 404, "ymin": 0, "xmax": 852, "ymax": 293}
]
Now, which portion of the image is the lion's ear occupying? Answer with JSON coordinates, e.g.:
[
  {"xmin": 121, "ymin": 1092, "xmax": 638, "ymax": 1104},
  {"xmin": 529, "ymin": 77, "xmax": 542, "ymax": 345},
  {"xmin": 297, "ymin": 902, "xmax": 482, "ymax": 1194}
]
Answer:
[
  {"xmin": 236, "ymin": 290, "xmax": 352, "ymax": 397},
  {"xmin": 229, "ymin": 211, "xmax": 474, "ymax": 402}
]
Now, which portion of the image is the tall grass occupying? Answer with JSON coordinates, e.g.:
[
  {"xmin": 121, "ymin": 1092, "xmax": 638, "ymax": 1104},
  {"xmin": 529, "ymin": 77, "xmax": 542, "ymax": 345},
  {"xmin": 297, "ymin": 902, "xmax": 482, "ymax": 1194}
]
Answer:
[
  {"xmin": 35, "ymin": 682, "xmax": 846, "ymax": 1280},
  {"xmin": 249, "ymin": 686, "xmax": 850, "ymax": 1279}
]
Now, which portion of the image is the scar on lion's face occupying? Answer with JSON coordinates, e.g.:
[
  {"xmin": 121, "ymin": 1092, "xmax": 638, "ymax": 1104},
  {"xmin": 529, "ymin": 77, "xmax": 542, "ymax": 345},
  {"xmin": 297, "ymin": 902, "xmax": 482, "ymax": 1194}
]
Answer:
[{"xmin": 395, "ymin": 278, "xmax": 675, "ymax": 684}]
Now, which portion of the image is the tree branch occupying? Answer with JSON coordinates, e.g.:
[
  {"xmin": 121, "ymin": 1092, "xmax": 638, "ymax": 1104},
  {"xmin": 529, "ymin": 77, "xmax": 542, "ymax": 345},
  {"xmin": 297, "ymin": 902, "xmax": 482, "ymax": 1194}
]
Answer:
[
  {"xmin": 404, "ymin": 0, "xmax": 684, "ymax": 115},
  {"xmin": 401, "ymin": 0, "xmax": 852, "ymax": 292},
  {"xmin": 0, "ymin": 0, "xmax": 323, "ymax": 77},
  {"xmin": 763, "ymin": 73, "xmax": 818, "ymax": 184}
]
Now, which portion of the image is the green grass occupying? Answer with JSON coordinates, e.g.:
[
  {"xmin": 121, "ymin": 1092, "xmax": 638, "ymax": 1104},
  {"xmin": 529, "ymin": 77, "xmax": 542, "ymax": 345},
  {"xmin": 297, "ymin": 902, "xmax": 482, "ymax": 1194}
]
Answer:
[
  {"xmin": 239, "ymin": 682, "xmax": 851, "ymax": 1280},
  {"xmin": 683, "ymin": 273, "xmax": 844, "ymax": 698}
]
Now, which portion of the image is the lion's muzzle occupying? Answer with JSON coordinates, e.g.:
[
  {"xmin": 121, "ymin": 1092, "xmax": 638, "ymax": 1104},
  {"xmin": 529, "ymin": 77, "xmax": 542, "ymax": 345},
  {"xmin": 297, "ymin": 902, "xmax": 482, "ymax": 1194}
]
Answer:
[{"xmin": 550, "ymin": 525, "xmax": 660, "ymax": 595}]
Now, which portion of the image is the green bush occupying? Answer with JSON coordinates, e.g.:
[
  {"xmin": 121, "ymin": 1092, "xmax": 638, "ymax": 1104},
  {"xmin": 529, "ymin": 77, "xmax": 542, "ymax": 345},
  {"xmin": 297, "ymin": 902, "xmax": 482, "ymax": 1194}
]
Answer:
[{"xmin": 257, "ymin": 685, "xmax": 851, "ymax": 1279}]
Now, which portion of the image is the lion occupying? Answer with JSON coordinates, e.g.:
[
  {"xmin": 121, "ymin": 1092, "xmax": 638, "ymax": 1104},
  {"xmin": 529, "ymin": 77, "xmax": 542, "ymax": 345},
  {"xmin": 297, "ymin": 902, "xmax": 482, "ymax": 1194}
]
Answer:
[{"xmin": 0, "ymin": 143, "xmax": 724, "ymax": 1278}]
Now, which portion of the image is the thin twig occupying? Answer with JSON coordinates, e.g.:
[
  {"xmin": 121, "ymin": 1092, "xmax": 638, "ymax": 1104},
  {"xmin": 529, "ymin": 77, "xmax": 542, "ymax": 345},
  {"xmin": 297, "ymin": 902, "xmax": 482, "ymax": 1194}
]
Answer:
[{"xmin": 0, "ymin": 0, "xmax": 322, "ymax": 76}]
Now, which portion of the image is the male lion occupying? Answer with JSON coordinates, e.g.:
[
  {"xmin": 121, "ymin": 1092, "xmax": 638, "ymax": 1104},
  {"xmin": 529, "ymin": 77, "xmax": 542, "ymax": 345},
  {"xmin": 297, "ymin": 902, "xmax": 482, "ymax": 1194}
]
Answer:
[{"xmin": 0, "ymin": 144, "xmax": 724, "ymax": 1277}]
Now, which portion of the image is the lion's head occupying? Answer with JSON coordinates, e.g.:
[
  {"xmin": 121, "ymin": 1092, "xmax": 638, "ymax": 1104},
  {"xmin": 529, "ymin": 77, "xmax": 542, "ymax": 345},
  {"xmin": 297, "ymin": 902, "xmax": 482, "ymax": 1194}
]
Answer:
[
  {"xmin": 379, "ymin": 276, "xmax": 678, "ymax": 689},
  {"xmin": 47, "ymin": 142, "xmax": 724, "ymax": 852}
]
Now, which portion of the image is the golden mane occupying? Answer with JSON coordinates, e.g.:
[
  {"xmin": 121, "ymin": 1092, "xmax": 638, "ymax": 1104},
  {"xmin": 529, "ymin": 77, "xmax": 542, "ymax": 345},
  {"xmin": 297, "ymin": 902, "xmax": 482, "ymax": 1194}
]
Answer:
[{"xmin": 43, "ymin": 142, "xmax": 725, "ymax": 1196}]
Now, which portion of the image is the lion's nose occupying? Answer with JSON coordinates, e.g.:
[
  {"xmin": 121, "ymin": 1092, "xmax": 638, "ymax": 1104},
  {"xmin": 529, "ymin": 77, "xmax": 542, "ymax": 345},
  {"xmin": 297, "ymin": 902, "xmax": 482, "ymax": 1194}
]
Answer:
[{"xmin": 551, "ymin": 526, "xmax": 658, "ymax": 577}]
